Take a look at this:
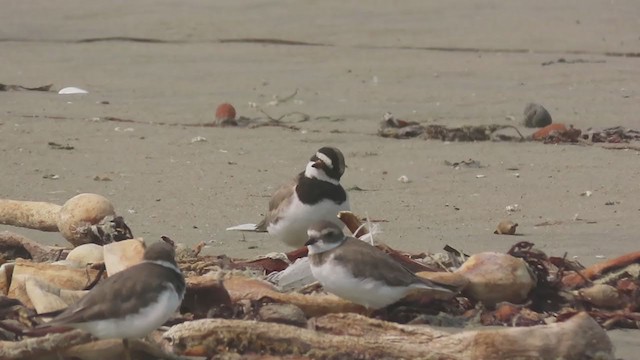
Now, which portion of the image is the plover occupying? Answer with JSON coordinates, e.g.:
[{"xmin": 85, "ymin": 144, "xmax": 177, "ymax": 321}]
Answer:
[
  {"xmin": 255, "ymin": 146, "xmax": 350, "ymax": 247},
  {"xmin": 38, "ymin": 240, "xmax": 185, "ymax": 358},
  {"xmin": 306, "ymin": 220, "xmax": 454, "ymax": 309}
]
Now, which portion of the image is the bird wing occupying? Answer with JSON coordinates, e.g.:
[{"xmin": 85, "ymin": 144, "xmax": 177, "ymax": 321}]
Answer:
[
  {"xmin": 334, "ymin": 238, "xmax": 455, "ymax": 293},
  {"xmin": 44, "ymin": 263, "xmax": 182, "ymax": 326},
  {"xmin": 255, "ymin": 174, "xmax": 299, "ymax": 231}
]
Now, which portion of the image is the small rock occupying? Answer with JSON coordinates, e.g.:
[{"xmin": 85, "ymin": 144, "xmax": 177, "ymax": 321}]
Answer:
[
  {"xmin": 258, "ymin": 303, "xmax": 307, "ymax": 327},
  {"xmin": 523, "ymin": 103, "xmax": 552, "ymax": 128}
]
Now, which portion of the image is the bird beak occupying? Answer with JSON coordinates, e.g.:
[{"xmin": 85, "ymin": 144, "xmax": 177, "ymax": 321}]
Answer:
[
  {"xmin": 312, "ymin": 160, "xmax": 324, "ymax": 169},
  {"xmin": 305, "ymin": 237, "xmax": 318, "ymax": 246}
]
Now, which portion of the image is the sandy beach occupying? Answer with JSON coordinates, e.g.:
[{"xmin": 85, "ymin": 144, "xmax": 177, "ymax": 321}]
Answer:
[{"xmin": 1, "ymin": 1, "xmax": 639, "ymax": 358}]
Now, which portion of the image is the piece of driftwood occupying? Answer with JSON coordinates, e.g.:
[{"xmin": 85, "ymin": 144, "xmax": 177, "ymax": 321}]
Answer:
[
  {"xmin": 0, "ymin": 231, "xmax": 67, "ymax": 262},
  {"xmin": 161, "ymin": 312, "xmax": 612, "ymax": 360},
  {"xmin": 0, "ymin": 194, "xmax": 118, "ymax": 247},
  {"xmin": 223, "ymin": 276, "xmax": 366, "ymax": 317},
  {"xmin": 0, "ymin": 329, "xmax": 93, "ymax": 359},
  {"xmin": 562, "ymin": 251, "xmax": 640, "ymax": 288}
]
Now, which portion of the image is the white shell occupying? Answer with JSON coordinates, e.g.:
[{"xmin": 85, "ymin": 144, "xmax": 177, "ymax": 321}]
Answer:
[{"xmin": 58, "ymin": 87, "xmax": 88, "ymax": 95}]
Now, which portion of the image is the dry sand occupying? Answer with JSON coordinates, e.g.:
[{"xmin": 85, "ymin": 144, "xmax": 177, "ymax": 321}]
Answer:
[{"xmin": 1, "ymin": 1, "xmax": 639, "ymax": 358}]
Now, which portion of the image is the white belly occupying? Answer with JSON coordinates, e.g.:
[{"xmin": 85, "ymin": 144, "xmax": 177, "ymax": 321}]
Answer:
[
  {"xmin": 72, "ymin": 288, "xmax": 181, "ymax": 340},
  {"xmin": 310, "ymin": 257, "xmax": 409, "ymax": 309},
  {"xmin": 268, "ymin": 196, "xmax": 350, "ymax": 248}
]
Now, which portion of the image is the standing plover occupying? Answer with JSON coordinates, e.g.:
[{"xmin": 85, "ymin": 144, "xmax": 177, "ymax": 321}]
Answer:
[{"xmin": 255, "ymin": 147, "xmax": 350, "ymax": 247}]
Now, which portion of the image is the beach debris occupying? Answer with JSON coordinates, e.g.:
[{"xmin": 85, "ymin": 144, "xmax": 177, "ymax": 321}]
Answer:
[
  {"xmin": 47, "ymin": 142, "xmax": 74, "ymax": 150},
  {"xmin": 190, "ymin": 136, "xmax": 207, "ymax": 143},
  {"xmin": 541, "ymin": 58, "xmax": 606, "ymax": 66},
  {"xmin": 215, "ymin": 103, "xmax": 237, "ymax": 126},
  {"xmin": 258, "ymin": 303, "xmax": 307, "ymax": 327},
  {"xmin": 379, "ymin": 119, "xmax": 525, "ymax": 142},
  {"xmin": 58, "ymin": 87, "xmax": 88, "ymax": 95},
  {"xmin": 505, "ymin": 203, "xmax": 520, "ymax": 213},
  {"xmin": 576, "ymin": 284, "xmax": 624, "ymax": 309},
  {"xmin": 494, "ymin": 220, "xmax": 518, "ymax": 235},
  {"xmin": 1, "ymin": 209, "xmax": 638, "ymax": 358},
  {"xmin": 523, "ymin": 103, "xmax": 552, "ymax": 128},
  {"xmin": 103, "ymin": 238, "xmax": 145, "ymax": 276},
  {"xmin": 455, "ymin": 252, "xmax": 536, "ymax": 306},
  {"xmin": 25, "ymin": 277, "xmax": 87, "ymax": 315},
  {"xmin": 65, "ymin": 243, "xmax": 104, "ymax": 266},
  {"xmin": 587, "ymin": 126, "xmax": 640, "ymax": 143},
  {"xmin": 7, "ymin": 259, "xmax": 100, "ymax": 308},
  {"xmin": 0, "ymin": 194, "xmax": 130, "ymax": 247},
  {"xmin": 561, "ymin": 251, "xmax": 640, "ymax": 288},
  {"xmin": 0, "ymin": 83, "xmax": 53, "ymax": 92},
  {"xmin": 159, "ymin": 311, "xmax": 612, "ymax": 360},
  {"xmin": 397, "ymin": 175, "xmax": 410, "ymax": 183},
  {"xmin": 531, "ymin": 123, "xmax": 582, "ymax": 143},
  {"xmin": 0, "ymin": 231, "xmax": 67, "ymax": 262},
  {"xmin": 444, "ymin": 159, "xmax": 483, "ymax": 169}
]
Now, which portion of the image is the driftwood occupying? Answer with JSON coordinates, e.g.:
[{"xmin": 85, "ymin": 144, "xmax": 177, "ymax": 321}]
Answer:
[
  {"xmin": 191, "ymin": 275, "xmax": 366, "ymax": 317},
  {"xmin": 562, "ymin": 251, "xmax": 640, "ymax": 288},
  {"xmin": 161, "ymin": 312, "xmax": 612, "ymax": 360},
  {"xmin": 0, "ymin": 330, "xmax": 176, "ymax": 360},
  {"xmin": 0, "ymin": 231, "xmax": 67, "ymax": 262},
  {"xmin": 0, "ymin": 329, "xmax": 92, "ymax": 359},
  {"xmin": 0, "ymin": 193, "xmax": 119, "ymax": 247}
]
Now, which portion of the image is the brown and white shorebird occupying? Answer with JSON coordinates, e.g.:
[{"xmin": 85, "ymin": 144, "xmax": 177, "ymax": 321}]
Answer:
[
  {"xmin": 37, "ymin": 240, "xmax": 185, "ymax": 358},
  {"xmin": 228, "ymin": 147, "xmax": 350, "ymax": 248},
  {"xmin": 306, "ymin": 221, "xmax": 454, "ymax": 309}
]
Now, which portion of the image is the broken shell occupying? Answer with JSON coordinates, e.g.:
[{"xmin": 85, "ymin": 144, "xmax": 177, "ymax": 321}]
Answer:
[
  {"xmin": 103, "ymin": 238, "xmax": 145, "ymax": 277},
  {"xmin": 57, "ymin": 193, "xmax": 116, "ymax": 247},
  {"xmin": 66, "ymin": 243, "xmax": 104, "ymax": 265},
  {"xmin": 577, "ymin": 284, "xmax": 623, "ymax": 309},
  {"xmin": 26, "ymin": 277, "xmax": 87, "ymax": 315},
  {"xmin": 494, "ymin": 220, "xmax": 518, "ymax": 235},
  {"xmin": 58, "ymin": 87, "xmax": 88, "ymax": 95},
  {"xmin": 523, "ymin": 103, "xmax": 552, "ymax": 128},
  {"xmin": 455, "ymin": 252, "xmax": 536, "ymax": 307},
  {"xmin": 0, "ymin": 262, "xmax": 14, "ymax": 295},
  {"xmin": 7, "ymin": 259, "xmax": 99, "ymax": 307}
]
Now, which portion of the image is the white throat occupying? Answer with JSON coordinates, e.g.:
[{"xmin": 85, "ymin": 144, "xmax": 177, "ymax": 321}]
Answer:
[
  {"xmin": 307, "ymin": 239, "xmax": 344, "ymax": 254},
  {"xmin": 304, "ymin": 161, "xmax": 339, "ymax": 185}
]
